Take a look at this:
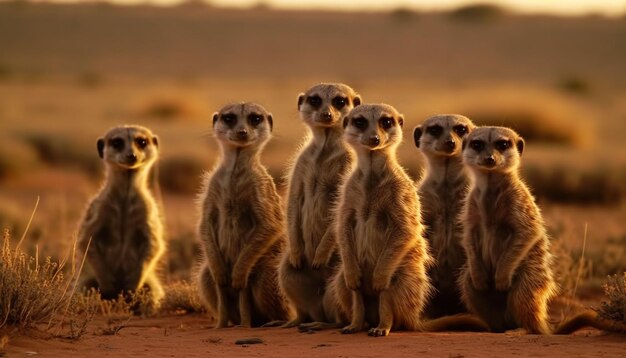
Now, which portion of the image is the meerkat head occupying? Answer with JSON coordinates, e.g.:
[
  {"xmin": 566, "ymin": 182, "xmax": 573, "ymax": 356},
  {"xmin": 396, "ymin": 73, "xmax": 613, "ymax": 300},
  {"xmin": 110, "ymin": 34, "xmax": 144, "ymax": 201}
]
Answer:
[
  {"xmin": 297, "ymin": 83, "xmax": 361, "ymax": 128},
  {"xmin": 343, "ymin": 103, "xmax": 404, "ymax": 152},
  {"xmin": 413, "ymin": 114, "xmax": 475, "ymax": 158},
  {"xmin": 97, "ymin": 125, "xmax": 159, "ymax": 170},
  {"xmin": 212, "ymin": 102, "xmax": 273, "ymax": 149},
  {"xmin": 462, "ymin": 126, "xmax": 525, "ymax": 174}
]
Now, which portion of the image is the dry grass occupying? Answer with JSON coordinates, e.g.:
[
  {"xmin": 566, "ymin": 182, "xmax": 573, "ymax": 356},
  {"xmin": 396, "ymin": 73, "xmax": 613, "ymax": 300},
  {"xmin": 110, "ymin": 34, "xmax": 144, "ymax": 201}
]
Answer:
[
  {"xmin": 159, "ymin": 281, "xmax": 206, "ymax": 315},
  {"xmin": 597, "ymin": 273, "xmax": 626, "ymax": 325},
  {"xmin": 0, "ymin": 229, "xmax": 78, "ymax": 330}
]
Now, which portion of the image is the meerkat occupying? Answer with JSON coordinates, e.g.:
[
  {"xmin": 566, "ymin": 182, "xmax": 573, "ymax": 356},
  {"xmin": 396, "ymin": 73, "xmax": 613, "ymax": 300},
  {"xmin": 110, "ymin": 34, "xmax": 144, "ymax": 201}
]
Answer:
[
  {"xmin": 78, "ymin": 125, "xmax": 165, "ymax": 305},
  {"xmin": 276, "ymin": 83, "xmax": 362, "ymax": 327},
  {"xmin": 458, "ymin": 126, "xmax": 625, "ymax": 335},
  {"xmin": 413, "ymin": 114, "xmax": 476, "ymax": 318},
  {"xmin": 322, "ymin": 103, "xmax": 433, "ymax": 337},
  {"xmin": 197, "ymin": 102, "xmax": 293, "ymax": 328},
  {"xmin": 458, "ymin": 126, "xmax": 558, "ymax": 334}
]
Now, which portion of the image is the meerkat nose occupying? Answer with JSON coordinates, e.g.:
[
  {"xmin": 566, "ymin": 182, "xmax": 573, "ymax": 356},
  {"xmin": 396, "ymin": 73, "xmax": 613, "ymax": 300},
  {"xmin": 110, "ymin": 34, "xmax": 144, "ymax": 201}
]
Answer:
[
  {"xmin": 237, "ymin": 129, "xmax": 248, "ymax": 140},
  {"xmin": 484, "ymin": 155, "xmax": 496, "ymax": 167},
  {"xmin": 369, "ymin": 135, "xmax": 380, "ymax": 147},
  {"xmin": 127, "ymin": 153, "xmax": 137, "ymax": 164},
  {"xmin": 320, "ymin": 112, "xmax": 333, "ymax": 122},
  {"xmin": 445, "ymin": 139, "xmax": 456, "ymax": 151}
]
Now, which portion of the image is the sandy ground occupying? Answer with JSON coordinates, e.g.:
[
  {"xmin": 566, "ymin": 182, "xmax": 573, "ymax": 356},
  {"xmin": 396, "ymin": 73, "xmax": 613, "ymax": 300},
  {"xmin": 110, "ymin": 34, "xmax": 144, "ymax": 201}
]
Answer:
[{"xmin": 6, "ymin": 315, "xmax": 626, "ymax": 358}]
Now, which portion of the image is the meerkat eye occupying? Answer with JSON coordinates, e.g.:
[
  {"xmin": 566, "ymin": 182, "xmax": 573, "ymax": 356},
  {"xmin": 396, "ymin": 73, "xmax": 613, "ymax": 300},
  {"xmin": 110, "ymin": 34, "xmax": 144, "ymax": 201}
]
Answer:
[
  {"xmin": 110, "ymin": 138, "xmax": 124, "ymax": 151},
  {"xmin": 426, "ymin": 125, "xmax": 443, "ymax": 137},
  {"xmin": 135, "ymin": 137, "xmax": 148, "ymax": 149},
  {"xmin": 352, "ymin": 117, "xmax": 368, "ymax": 130},
  {"xmin": 453, "ymin": 125, "xmax": 468, "ymax": 136},
  {"xmin": 495, "ymin": 140, "xmax": 512, "ymax": 151},
  {"xmin": 469, "ymin": 140, "xmax": 484, "ymax": 152},
  {"xmin": 332, "ymin": 96, "xmax": 347, "ymax": 110},
  {"xmin": 248, "ymin": 113, "xmax": 263, "ymax": 126},
  {"xmin": 307, "ymin": 95, "xmax": 322, "ymax": 109},
  {"xmin": 379, "ymin": 117, "xmax": 394, "ymax": 130},
  {"xmin": 221, "ymin": 114, "xmax": 236, "ymax": 125}
]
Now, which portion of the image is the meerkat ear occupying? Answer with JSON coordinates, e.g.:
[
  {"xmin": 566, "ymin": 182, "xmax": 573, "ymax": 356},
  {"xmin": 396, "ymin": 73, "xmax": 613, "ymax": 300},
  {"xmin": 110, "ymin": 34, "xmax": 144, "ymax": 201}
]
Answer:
[
  {"xmin": 353, "ymin": 96, "xmax": 361, "ymax": 107},
  {"xmin": 397, "ymin": 115, "xmax": 404, "ymax": 128},
  {"xmin": 152, "ymin": 135, "xmax": 159, "ymax": 147},
  {"xmin": 297, "ymin": 93, "xmax": 305, "ymax": 110},
  {"xmin": 267, "ymin": 114, "xmax": 274, "ymax": 132},
  {"xmin": 516, "ymin": 137, "xmax": 525, "ymax": 156},
  {"xmin": 212, "ymin": 112, "xmax": 219, "ymax": 127},
  {"xmin": 97, "ymin": 138, "xmax": 105, "ymax": 158},
  {"xmin": 413, "ymin": 126, "xmax": 423, "ymax": 148},
  {"xmin": 343, "ymin": 117, "xmax": 350, "ymax": 129}
]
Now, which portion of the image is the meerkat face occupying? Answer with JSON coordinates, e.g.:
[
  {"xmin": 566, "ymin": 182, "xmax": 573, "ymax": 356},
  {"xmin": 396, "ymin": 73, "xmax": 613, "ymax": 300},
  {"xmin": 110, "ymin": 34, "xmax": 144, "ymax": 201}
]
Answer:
[
  {"xmin": 462, "ymin": 126, "xmax": 525, "ymax": 173},
  {"xmin": 413, "ymin": 114, "xmax": 475, "ymax": 158},
  {"xmin": 97, "ymin": 125, "xmax": 159, "ymax": 170},
  {"xmin": 343, "ymin": 104, "xmax": 404, "ymax": 151},
  {"xmin": 212, "ymin": 102, "xmax": 273, "ymax": 148},
  {"xmin": 297, "ymin": 83, "xmax": 361, "ymax": 128}
]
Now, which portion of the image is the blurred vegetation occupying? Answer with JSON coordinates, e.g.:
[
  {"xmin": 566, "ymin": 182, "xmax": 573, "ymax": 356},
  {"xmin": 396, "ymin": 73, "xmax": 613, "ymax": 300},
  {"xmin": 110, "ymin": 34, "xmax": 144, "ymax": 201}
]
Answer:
[
  {"xmin": 448, "ymin": 3, "xmax": 507, "ymax": 22},
  {"xmin": 598, "ymin": 273, "xmax": 626, "ymax": 326}
]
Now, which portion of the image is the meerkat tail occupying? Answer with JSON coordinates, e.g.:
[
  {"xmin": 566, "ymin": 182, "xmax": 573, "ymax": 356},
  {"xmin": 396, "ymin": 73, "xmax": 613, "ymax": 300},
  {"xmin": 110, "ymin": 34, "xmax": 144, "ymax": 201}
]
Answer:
[
  {"xmin": 553, "ymin": 311, "xmax": 626, "ymax": 335},
  {"xmin": 421, "ymin": 314, "xmax": 490, "ymax": 332}
]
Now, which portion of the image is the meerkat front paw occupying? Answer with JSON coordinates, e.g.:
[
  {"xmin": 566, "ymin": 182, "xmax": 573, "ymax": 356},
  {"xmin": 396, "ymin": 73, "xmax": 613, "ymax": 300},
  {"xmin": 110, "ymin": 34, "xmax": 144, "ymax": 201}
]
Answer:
[
  {"xmin": 311, "ymin": 250, "xmax": 329, "ymax": 269},
  {"xmin": 372, "ymin": 272, "xmax": 391, "ymax": 292},
  {"xmin": 289, "ymin": 253, "xmax": 303, "ymax": 269},
  {"xmin": 495, "ymin": 270, "xmax": 512, "ymax": 291},
  {"xmin": 344, "ymin": 269, "xmax": 362, "ymax": 290},
  {"xmin": 231, "ymin": 271, "xmax": 249, "ymax": 290}
]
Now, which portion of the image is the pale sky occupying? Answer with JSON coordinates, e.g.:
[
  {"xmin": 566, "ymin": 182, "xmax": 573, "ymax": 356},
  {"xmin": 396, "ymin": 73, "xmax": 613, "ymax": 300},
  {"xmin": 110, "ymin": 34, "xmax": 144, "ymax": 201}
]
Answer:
[{"xmin": 41, "ymin": 0, "xmax": 626, "ymax": 17}]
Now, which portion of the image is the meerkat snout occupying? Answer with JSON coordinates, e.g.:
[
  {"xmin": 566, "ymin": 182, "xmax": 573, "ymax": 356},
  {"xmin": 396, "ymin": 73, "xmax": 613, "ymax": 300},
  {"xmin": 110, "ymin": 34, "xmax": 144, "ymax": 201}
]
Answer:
[
  {"xmin": 212, "ymin": 102, "xmax": 273, "ymax": 148},
  {"xmin": 344, "ymin": 104, "xmax": 404, "ymax": 150}
]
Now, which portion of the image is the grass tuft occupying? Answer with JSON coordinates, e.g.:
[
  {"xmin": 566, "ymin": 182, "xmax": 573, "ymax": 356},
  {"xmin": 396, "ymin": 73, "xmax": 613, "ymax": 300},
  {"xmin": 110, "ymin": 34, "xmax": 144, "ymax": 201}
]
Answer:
[
  {"xmin": 159, "ymin": 281, "xmax": 206, "ymax": 314},
  {"xmin": 448, "ymin": 3, "xmax": 507, "ymax": 22},
  {"xmin": 597, "ymin": 273, "xmax": 626, "ymax": 324}
]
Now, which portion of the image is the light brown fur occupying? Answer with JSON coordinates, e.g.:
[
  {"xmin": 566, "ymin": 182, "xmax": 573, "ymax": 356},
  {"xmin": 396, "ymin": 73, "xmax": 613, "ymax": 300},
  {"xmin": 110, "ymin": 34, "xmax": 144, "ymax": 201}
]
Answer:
[
  {"xmin": 197, "ymin": 102, "xmax": 293, "ymax": 328},
  {"xmin": 326, "ymin": 104, "xmax": 433, "ymax": 337},
  {"xmin": 78, "ymin": 125, "xmax": 165, "ymax": 305},
  {"xmin": 278, "ymin": 83, "xmax": 362, "ymax": 327},
  {"xmin": 459, "ymin": 126, "xmax": 558, "ymax": 334},
  {"xmin": 414, "ymin": 114, "xmax": 475, "ymax": 318}
]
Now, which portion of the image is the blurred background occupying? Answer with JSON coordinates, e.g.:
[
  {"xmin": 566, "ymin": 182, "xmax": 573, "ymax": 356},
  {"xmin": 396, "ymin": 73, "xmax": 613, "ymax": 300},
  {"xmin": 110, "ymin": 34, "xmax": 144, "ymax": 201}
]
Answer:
[{"xmin": 0, "ymin": 0, "xmax": 625, "ymax": 295}]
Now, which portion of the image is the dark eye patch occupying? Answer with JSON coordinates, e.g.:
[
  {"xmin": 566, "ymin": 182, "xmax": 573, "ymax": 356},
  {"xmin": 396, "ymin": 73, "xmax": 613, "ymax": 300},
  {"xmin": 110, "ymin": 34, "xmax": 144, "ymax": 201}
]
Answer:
[
  {"xmin": 426, "ymin": 125, "xmax": 443, "ymax": 138},
  {"xmin": 453, "ymin": 125, "xmax": 468, "ymax": 136},
  {"xmin": 221, "ymin": 113, "xmax": 237, "ymax": 126},
  {"xmin": 495, "ymin": 139, "xmax": 512, "ymax": 152},
  {"xmin": 307, "ymin": 95, "xmax": 322, "ymax": 109},
  {"xmin": 379, "ymin": 116, "xmax": 394, "ymax": 130},
  {"xmin": 332, "ymin": 96, "xmax": 347, "ymax": 110},
  {"xmin": 352, "ymin": 117, "xmax": 368, "ymax": 130},
  {"xmin": 110, "ymin": 138, "xmax": 124, "ymax": 151},
  {"xmin": 248, "ymin": 112, "xmax": 263, "ymax": 126},
  {"xmin": 135, "ymin": 137, "xmax": 148, "ymax": 149},
  {"xmin": 469, "ymin": 139, "xmax": 484, "ymax": 152}
]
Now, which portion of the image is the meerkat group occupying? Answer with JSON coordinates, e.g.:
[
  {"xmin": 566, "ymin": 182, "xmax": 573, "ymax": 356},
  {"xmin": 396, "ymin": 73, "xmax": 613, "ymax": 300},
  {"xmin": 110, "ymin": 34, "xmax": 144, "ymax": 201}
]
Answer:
[{"xmin": 77, "ymin": 83, "xmax": 615, "ymax": 336}]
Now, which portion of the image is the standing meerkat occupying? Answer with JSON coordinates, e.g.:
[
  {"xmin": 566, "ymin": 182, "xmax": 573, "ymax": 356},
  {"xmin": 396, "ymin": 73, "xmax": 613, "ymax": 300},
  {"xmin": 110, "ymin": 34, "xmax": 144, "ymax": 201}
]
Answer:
[
  {"xmin": 197, "ymin": 102, "xmax": 293, "ymax": 328},
  {"xmin": 459, "ymin": 126, "xmax": 624, "ymax": 335},
  {"xmin": 327, "ymin": 103, "xmax": 433, "ymax": 337},
  {"xmin": 277, "ymin": 83, "xmax": 362, "ymax": 327},
  {"xmin": 413, "ymin": 114, "xmax": 475, "ymax": 318},
  {"xmin": 459, "ymin": 126, "xmax": 558, "ymax": 334},
  {"xmin": 78, "ymin": 125, "xmax": 165, "ymax": 305}
]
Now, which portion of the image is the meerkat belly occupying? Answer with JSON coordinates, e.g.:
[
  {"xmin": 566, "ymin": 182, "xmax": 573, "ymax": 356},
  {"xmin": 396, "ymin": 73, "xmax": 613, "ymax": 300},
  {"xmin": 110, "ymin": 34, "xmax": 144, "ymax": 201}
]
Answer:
[
  {"xmin": 218, "ymin": 196, "xmax": 255, "ymax": 267},
  {"xmin": 301, "ymin": 172, "xmax": 335, "ymax": 260}
]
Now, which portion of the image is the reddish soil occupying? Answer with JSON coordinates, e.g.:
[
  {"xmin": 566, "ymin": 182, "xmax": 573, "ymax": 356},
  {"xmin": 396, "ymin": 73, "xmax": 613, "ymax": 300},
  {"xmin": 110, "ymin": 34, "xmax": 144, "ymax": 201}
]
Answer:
[{"xmin": 5, "ymin": 315, "xmax": 626, "ymax": 358}]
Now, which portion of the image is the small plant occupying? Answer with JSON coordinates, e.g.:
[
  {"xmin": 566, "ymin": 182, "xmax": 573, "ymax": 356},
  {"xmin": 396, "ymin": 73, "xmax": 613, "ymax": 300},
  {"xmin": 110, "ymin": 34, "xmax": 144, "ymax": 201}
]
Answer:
[
  {"xmin": 557, "ymin": 76, "xmax": 591, "ymax": 95},
  {"xmin": 159, "ymin": 281, "xmax": 206, "ymax": 314},
  {"xmin": 597, "ymin": 273, "xmax": 626, "ymax": 324},
  {"xmin": 0, "ymin": 229, "xmax": 78, "ymax": 330},
  {"xmin": 448, "ymin": 3, "xmax": 507, "ymax": 22}
]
